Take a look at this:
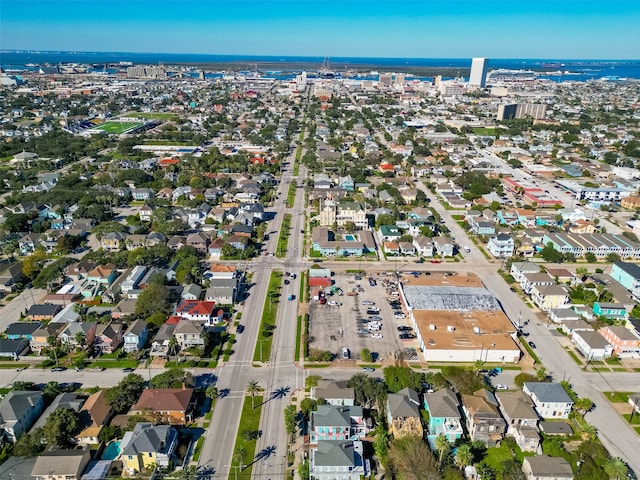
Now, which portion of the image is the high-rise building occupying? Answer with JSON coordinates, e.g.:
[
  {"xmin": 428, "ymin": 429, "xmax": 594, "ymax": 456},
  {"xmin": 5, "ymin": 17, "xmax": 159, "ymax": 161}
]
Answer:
[
  {"xmin": 497, "ymin": 103, "xmax": 547, "ymax": 121},
  {"xmin": 379, "ymin": 73, "xmax": 392, "ymax": 87},
  {"xmin": 469, "ymin": 57, "xmax": 489, "ymax": 87}
]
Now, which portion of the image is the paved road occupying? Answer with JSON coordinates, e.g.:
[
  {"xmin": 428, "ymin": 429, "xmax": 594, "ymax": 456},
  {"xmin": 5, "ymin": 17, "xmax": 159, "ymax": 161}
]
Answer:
[{"xmin": 0, "ymin": 287, "xmax": 46, "ymax": 332}]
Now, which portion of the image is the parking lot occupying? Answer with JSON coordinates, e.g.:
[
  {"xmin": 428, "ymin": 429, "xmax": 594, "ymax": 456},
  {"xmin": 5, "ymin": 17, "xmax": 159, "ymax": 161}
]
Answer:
[{"xmin": 307, "ymin": 272, "xmax": 419, "ymax": 362}]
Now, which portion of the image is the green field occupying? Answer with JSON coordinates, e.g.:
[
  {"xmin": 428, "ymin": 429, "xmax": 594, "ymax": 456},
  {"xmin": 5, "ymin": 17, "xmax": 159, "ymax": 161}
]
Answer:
[
  {"xmin": 90, "ymin": 121, "xmax": 144, "ymax": 134},
  {"xmin": 125, "ymin": 112, "xmax": 179, "ymax": 121}
]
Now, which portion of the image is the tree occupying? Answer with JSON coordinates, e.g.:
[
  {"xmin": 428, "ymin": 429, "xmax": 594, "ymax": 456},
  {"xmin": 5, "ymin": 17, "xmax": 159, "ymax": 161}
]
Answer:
[
  {"xmin": 135, "ymin": 282, "xmax": 170, "ymax": 318},
  {"xmin": 149, "ymin": 368, "xmax": 194, "ymax": 389},
  {"xmin": 284, "ymin": 404, "xmax": 297, "ymax": 442},
  {"xmin": 105, "ymin": 373, "xmax": 146, "ymax": 414},
  {"xmin": 585, "ymin": 252, "xmax": 597, "ymax": 263},
  {"xmin": 12, "ymin": 430, "xmax": 45, "ymax": 457},
  {"xmin": 167, "ymin": 337, "xmax": 179, "ymax": 358},
  {"xmin": 574, "ymin": 397, "xmax": 594, "ymax": 419},
  {"xmin": 247, "ymin": 380, "xmax": 260, "ymax": 409},
  {"xmin": 373, "ymin": 423, "xmax": 391, "ymax": 466},
  {"xmin": 205, "ymin": 385, "xmax": 219, "ymax": 400},
  {"xmin": 603, "ymin": 457, "xmax": 628, "ymax": 480},
  {"xmin": 455, "ymin": 443, "xmax": 473, "ymax": 469},
  {"xmin": 22, "ymin": 250, "xmax": 47, "ymax": 278},
  {"xmin": 435, "ymin": 433, "xmax": 451, "ymax": 465},
  {"xmin": 42, "ymin": 408, "xmax": 81, "ymax": 447},
  {"xmin": 535, "ymin": 367, "xmax": 548, "ymax": 382},
  {"xmin": 74, "ymin": 331, "xmax": 86, "ymax": 350},
  {"xmin": 540, "ymin": 243, "xmax": 563, "ymax": 263},
  {"xmin": 388, "ymin": 435, "xmax": 441, "ymax": 480},
  {"xmin": 606, "ymin": 253, "xmax": 621, "ymax": 263},
  {"xmin": 575, "ymin": 267, "xmax": 588, "ymax": 280},
  {"xmin": 98, "ymin": 425, "xmax": 122, "ymax": 444},
  {"xmin": 581, "ymin": 423, "xmax": 598, "ymax": 441},
  {"xmin": 360, "ymin": 348, "xmax": 374, "ymax": 363},
  {"xmin": 300, "ymin": 398, "xmax": 316, "ymax": 419},
  {"xmin": 474, "ymin": 359, "xmax": 486, "ymax": 375}
]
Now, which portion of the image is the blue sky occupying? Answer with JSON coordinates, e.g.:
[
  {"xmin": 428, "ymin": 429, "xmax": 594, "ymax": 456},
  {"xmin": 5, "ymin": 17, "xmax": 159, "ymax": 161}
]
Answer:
[{"xmin": 2, "ymin": 0, "xmax": 639, "ymax": 58}]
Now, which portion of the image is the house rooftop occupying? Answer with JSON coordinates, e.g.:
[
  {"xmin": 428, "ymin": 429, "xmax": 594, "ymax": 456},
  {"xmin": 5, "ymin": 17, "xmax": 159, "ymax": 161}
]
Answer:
[{"xmin": 524, "ymin": 383, "xmax": 573, "ymax": 403}]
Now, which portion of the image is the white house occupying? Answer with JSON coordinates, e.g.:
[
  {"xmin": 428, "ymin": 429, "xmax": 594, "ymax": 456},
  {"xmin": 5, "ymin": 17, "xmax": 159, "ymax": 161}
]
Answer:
[
  {"xmin": 571, "ymin": 330, "xmax": 613, "ymax": 361},
  {"xmin": 487, "ymin": 233, "xmax": 515, "ymax": 258},
  {"xmin": 522, "ymin": 383, "xmax": 573, "ymax": 419}
]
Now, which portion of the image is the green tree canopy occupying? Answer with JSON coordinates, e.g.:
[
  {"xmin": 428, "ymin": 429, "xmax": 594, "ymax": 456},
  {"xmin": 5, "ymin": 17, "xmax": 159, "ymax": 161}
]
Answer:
[
  {"xmin": 149, "ymin": 368, "xmax": 194, "ymax": 389},
  {"xmin": 42, "ymin": 408, "xmax": 81, "ymax": 447},
  {"xmin": 105, "ymin": 373, "xmax": 145, "ymax": 414}
]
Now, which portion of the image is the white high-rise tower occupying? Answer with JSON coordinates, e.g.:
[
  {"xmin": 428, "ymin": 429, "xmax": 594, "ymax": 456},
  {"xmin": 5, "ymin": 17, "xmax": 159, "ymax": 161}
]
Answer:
[{"xmin": 469, "ymin": 57, "xmax": 489, "ymax": 87}]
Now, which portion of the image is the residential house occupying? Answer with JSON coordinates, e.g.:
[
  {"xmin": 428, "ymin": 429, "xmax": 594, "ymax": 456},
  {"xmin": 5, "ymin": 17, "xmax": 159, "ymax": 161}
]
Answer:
[
  {"xmin": 510, "ymin": 262, "xmax": 541, "ymax": 284},
  {"xmin": 173, "ymin": 319, "xmax": 206, "ymax": 349},
  {"xmin": 120, "ymin": 423, "xmax": 178, "ymax": 475},
  {"xmin": 0, "ymin": 391, "xmax": 44, "ymax": 444},
  {"xmin": 181, "ymin": 283, "xmax": 202, "ymax": 301},
  {"xmin": 5, "ymin": 322, "xmax": 42, "ymax": 341},
  {"xmin": 138, "ymin": 203, "xmax": 154, "ymax": 222},
  {"xmin": 423, "ymin": 388, "xmax": 463, "ymax": 447},
  {"xmin": 76, "ymin": 390, "xmax": 114, "ymax": 446},
  {"xmin": 226, "ymin": 234, "xmax": 248, "ymax": 251},
  {"xmin": 412, "ymin": 236, "xmax": 434, "ymax": 257},
  {"xmin": 610, "ymin": 261, "xmax": 640, "ymax": 297},
  {"xmin": 0, "ymin": 339, "xmax": 30, "ymax": 360},
  {"xmin": 487, "ymin": 233, "xmax": 515, "ymax": 258},
  {"xmin": 599, "ymin": 325, "xmax": 640, "ymax": 358},
  {"xmin": 31, "ymin": 448, "xmax": 92, "ymax": 480},
  {"xmin": 123, "ymin": 319, "xmax": 149, "ymax": 353},
  {"xmin": 386, "ymin": 387, "xmax": 423, "ymax": 439},
  {"xmin": 521, "ymin": 455, "xmax": 573, "ymax": 480},
  {"xmin": 132, "ymin": 188, "xmax": 154, "ymax": 200},
  {"xmin": 93, "ymin": 322, "xmax": 124, "ymax": 354},
  {"xmin": 310, "ymin": 405, "xmax": 368, "ymax": 444},
  {"xmin": 32, "ymin": 393, "xmax": 84, "ymax": 431},
  {"xmin": 523, "ymin": 383, "xmax": 573, "ymax": 419},
  {"xmin": 521, "ymin": 272, "xmax": 555, "ymax": 295},
  {"xmin": 27, "ymin": 304, "xmax": 61, "ymax": 321},
  {"xmin": 129, "ymin": 388, "xmax": 195, "ymax": 425},
  {"xmin": 592, "ymin": 302, "xmax": 627, "ymax": 320},
  {"xmin": 66, "ymin": 260, "xmax": 97, "ymax": 282},
  {"xmin": 186, "ymin": 232, "xmax": 209, "ymax": 253},
  {"xmin": 150, "ymin": 323, "xmax": 176, "ymax": 357},
  {"xmin": 433, "ymin": 235, "xmax": 455, "ymax": 257},
  {"xmin": 204, "ymin": 278, "xmax": 239, "ymax": 305},
  {"xmin": 86, "ymin": 263, "xmax": 118, "ymax": 286},
  {"xmin": 461, "ymin": 390, "xmax": 507, "ymax": 446},
  {"xmin": 469, "ymin": 217, "xmax": 497, "ymax": 235},
  {"xmin": 101, "ymin": 232, "xmax": 126, "ymax": 251},
  {"xmin": 311, "ymin": 380, "xmax": 356, "ymax": 407},
  {"xmin": 571, "ymin": 330, "xmax": 613, "ymax": 361},
  {"xmin": 495, "ymin": 391, "xmax": 540, "ymax": 452},
  {"xmin": 175, "ymin": 300, "xmax": 219, "ymax": 325},
  {"xmin": 58, "ymin": 322, "xmax": 97, "ymax": 350},
  {"xmin": 29, "ymin": 323, "xmax": 65, "ymax": 354},
  {"xmin": 378, "ymin": 225, "xmax": 402, "ymax": 242},
  {"xmin": 531, "ymin": 284, "xmax": 569, "ymax": 311},
  {"xmin": 208, "ymin": 238, "xmax": 224, "ymax": 258},
  {"xmin": 310, "ymin": 440, "xmax": 369, "ymax": 480},
  {"xmin": 0, "ymin": 261, "xmax": 25, "ymax": 292}
]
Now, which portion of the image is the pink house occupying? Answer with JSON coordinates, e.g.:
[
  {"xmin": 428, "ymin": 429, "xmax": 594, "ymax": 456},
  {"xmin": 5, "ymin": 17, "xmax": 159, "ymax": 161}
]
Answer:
[
  {"xmin": 599, "ymin": 326, "xmax": 640, "ymax": 358},
  {"xmin": 93, "ymin": 322, "xmax": 124, "ymax": 354}
]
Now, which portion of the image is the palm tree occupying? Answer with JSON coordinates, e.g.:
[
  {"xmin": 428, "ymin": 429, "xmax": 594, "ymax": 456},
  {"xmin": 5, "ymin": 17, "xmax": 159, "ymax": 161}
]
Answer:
[
  {"xmin": 474, "ymin": 359, "xmax": 486, "ymax": 376},
  {"xmin": 581, "ymin": 423, "xmax": 598, "ymax": 441},
  {"xmin": 167, "ymin": 337, "xmax": 179, "ymax": 358},
  {"xmin": 535, "ymin": 366, "xmax": 548, "ymax": 382},
  {"xmin": 205, "ymin": 385, "xmax": 219, "ymax": 400},
  {"xmin": 574, "ymin": 397, "xmax": 594, "ymax": 419},
  {"xmin": 247, "ymin": 380, "xmax": 260, "ymax": 409},
  {"xmin": 603, "ymin": 457, "xmax": 628, "ymax": 480},
  {"xmin": 434, "ymin": 433, "xmax": 450, "ymax": 465},
  {"xmin": 455, "ymin": 443, "xmax": 473, "ymax": 469}
]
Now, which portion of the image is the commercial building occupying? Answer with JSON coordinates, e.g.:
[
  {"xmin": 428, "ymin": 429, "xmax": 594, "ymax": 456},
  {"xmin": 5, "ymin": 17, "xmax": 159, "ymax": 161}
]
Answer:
[
  {"xmin": 399, "ymin": 274, "xmax": 520, "ymax": 363},
  {"xmin": 469, "ymin": 58, "xmax": 489, "ymax": 87},
  {"xmin": 497, "ymin": 103, "xmax": 547, "ymax": 121},
  {"xmin": 541, "ymin": 232, "xmax": 640, "ymax": 259}
]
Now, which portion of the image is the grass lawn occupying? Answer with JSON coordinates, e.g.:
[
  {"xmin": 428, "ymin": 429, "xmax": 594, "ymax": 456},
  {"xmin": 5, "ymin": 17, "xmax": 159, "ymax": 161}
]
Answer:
[
  {"xmin": 623, "ymin": 413, "xmax": 640, "ymax": 425},
  {"xmin": 295, "ymin": 315, "xmax": 302, "ymax": 362},
  {"xmin": 89, "ymin": 359, "xmax": 139, "ymax": 369},
  {"xmin": 604, "ymin": 392, "xmax": 634, "ymax": 403},
  {"xmin": 286, "ymin": 182, "xmax": 297, "ymax": 208},
  {"xmin": 520, "ymin": 337, "xmax": 541, "ymax": 363},
  {"xmin": 473, "ymin": 127, "xmax": 497, "ymax": 136},
  {"xmin": 252, "ymin": 271, "xmax": 283, "ymax": 362},
  {"xmin": 566, "ymin": 349, "xmax": 583, "ymax": 366},
  {"xmin": 484, "ymin": 443, "xmax": 526, "ymax": 472},
  {"xmin": 125, "ymin": 112, "xmax": 179, "ymax": 121},
  {"xmin": 635, "ymin": 427, "xmax": 640, "ymax": 435},
  {"xmin": 0, "ymin": 363, "xmax": 29, "ymax": 369},
  {"xmin": 228, "ymin": 395, "xmax": 263, "ymax": 480},
  {"xmin": 276, "ymin": 214, "xmax": 292, "ymax": 258}
]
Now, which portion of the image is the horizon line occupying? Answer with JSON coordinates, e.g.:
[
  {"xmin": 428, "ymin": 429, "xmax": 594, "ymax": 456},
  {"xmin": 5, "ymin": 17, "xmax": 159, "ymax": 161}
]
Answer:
[{"xmin": 1, "ymin": 49, "xmax": 639, "ymax": 62}]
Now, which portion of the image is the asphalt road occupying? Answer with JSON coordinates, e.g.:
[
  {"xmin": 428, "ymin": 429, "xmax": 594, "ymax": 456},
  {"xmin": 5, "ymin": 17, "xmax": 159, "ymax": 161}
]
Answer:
[{"xmin": 0, "ymin": 287, "xmax": 46, "ymax": 332}]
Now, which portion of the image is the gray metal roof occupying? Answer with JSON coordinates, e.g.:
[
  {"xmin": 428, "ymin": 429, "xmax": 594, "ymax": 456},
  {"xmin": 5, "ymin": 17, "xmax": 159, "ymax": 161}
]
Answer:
[
  {"xmin": 524, "ymin": 383, "xmax": 573, "ymax": 404},
  {"xmin": 403, "ymin": 285, "xmax": 501, "ymax": 311}
]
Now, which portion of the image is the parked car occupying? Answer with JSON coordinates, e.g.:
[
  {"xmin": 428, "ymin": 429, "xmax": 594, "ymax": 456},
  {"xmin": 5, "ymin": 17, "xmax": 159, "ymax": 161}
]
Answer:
[
  {"xmin": 122, "ymin": 367, "xmax": 135, "ymax": 372},
  {"xmin": 528, "ymin": 341, "xmax": 537, "ymax": 349},
  {"xmin": 284, "ymin": 279, "xmax": 290, "ymax": 285},
  {"xmin": 399, "ymin": 333, "xmax": 416, "ymax": 340},
  {"xmin": 397, "ymin": 326, "xmax": 412, "ymax": 332},
  {"xmin": 371, "ymin": 333, "xmax": 383, "ymax": 339},
  {"xmin": 357, "ymin": 329, "xmax": 370, "ymax": 335},
  {"xmin": 362, "ymin": 300, "xmax": 375, "ymax": 305},
  {"xmin": 368, "ymin": 316, "xmax": 382, "ymax": 321},
  {"xmin": 51, "ymin": 367, "xmax": 66, "ymax": 372},
  {"xmin": 342, "ymin": 347, "xmax": 350, "ymax": 359},
  {"xmin": 495, "ymin": 384, "xmax": 509, "ymax": 390},
  {"xmin": 361, "ymin": 367, "xmax": 375, "ymax": 372},
  {"xmin": 395, "ymin": 313, "xmax": 406, "ymax": 319},
  {"xmin": 288, "ymin": 294, "xmax": 295, "ymax": 301},
  {"xmin": 510, "ymin": 287, "xmax": 517, "ymax": 292}
]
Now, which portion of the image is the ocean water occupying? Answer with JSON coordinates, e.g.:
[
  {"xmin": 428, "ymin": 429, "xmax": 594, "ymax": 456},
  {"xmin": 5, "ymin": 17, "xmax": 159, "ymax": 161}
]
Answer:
[{"xmin": 1, "ymin": 51, "xmax": 639, "ymax": 82}]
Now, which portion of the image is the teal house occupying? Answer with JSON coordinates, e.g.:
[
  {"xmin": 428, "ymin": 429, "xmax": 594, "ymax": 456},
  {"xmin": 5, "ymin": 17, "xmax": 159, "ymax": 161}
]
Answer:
[
  {"xmin": 423, "ymin": 388, "xmax": 464, "ymax": 448},
  {"xmin": 592, "ymin": 302, "xmax": 627, "ymax": 320}
]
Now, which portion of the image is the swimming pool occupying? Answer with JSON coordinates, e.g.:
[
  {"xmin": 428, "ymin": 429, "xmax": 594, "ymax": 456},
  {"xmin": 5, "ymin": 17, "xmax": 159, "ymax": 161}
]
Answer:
[
  {"xmin": 102, "ymin": 441, "xmax": 122, "ymax": 460},
  {"xmin": 345, "ymin": 234, "xmax": 356, "ymax": 241}
]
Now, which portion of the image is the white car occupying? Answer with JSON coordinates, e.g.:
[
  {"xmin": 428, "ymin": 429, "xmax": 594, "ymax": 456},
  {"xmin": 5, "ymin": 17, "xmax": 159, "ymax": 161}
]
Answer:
[
  {"xmin": 361, "ymin": 300, "xmax": 375, "ymax": 305},
  {"xmin": 368, "ymin": 322, "xmax": 381, "ymax": 331},
  {"xmin": 394, "ymin": 313, "xmax": 405, "ymax": 319},
  {"xmin": 327, "ymin": 301, "xmax": 337, "ymax": 306},
  {"xmin": 495, "ymin": 384, "xmax": 508, "ymax": 390},
  {"xmin": 370, "ymin": 333, "xmax": 383, "ymax": 339}
]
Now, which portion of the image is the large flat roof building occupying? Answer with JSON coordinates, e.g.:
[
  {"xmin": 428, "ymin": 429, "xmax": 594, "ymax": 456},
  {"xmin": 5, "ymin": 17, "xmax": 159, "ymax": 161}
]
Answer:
[{"xmin": 469, "ymin": 58, "xmax": 489, "ymax": 87}]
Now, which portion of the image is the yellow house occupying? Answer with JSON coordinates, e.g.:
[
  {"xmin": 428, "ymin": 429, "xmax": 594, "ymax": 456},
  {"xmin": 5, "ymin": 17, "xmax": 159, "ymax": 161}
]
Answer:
[
  {"xmin": 120, "ymin": 423, "xmax": 178, "ymax": 476},
  {"xmin": 531, "ymin": 284, "xmax": 569, "ymax": 311}
]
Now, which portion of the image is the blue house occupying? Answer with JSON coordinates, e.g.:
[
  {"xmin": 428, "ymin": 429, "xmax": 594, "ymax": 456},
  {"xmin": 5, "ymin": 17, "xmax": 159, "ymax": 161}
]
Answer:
[
  {"xmin": 592, "ymin": 302, "xmax": 627, "ymax": 320},
  {"xmin": 424, "ymin": 388, "xmax": 464, "ymax": 448},
  {"xmin": 123, "ymin": 319, "xmax": 148, "ymax": 353},
  {"xmin": 610, "ymin": 261, "xmax": 640, "ymax": 294},
  {"xmin": 338, "ymin": 175, "xmax": 355, "ymax": 191},
  {"xmin": 5, "ymin": 322, "xmax": 42, "ymax": 341}
]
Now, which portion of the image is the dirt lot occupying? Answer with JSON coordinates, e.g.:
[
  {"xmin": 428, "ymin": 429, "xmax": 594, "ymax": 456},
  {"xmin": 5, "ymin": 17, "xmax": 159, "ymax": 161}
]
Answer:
[{"xmin": 308, "ymin": 271, "xmax": 420, "ymax": 362}]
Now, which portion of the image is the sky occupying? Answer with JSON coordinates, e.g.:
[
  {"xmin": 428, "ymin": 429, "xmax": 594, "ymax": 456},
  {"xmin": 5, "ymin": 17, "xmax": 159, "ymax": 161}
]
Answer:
[{"xmin": 1, "ymin": 0, "xmax": 639, "ymax": 59}]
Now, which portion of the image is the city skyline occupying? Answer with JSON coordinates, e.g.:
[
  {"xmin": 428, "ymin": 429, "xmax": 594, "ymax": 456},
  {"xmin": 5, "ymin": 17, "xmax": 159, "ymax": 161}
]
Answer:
[{"xmin": 1, "ymin": 0, "xmax": 639, "ymax": 59}]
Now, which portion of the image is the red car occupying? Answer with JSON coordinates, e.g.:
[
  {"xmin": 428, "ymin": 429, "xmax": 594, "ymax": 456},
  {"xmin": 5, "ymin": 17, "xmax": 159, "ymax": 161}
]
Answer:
[{"xmin": 430, "ymin": 259, "xmax": 442, "ymax": 263}]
